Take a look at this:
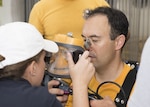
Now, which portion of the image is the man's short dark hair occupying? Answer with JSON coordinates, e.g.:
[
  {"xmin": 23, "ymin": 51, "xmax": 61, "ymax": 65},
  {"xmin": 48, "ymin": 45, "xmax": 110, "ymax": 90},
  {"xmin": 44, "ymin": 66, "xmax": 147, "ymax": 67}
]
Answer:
[{"xmin": 84, "ymin": 6, "xmax": 129, "ymax": 41}]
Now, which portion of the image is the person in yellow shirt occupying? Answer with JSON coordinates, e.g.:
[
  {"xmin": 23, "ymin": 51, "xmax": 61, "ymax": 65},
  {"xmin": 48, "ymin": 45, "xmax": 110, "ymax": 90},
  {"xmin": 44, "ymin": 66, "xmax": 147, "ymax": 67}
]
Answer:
[
  {"xmin": 48, "ymin": 6, "xmax": 138, "ymax": 107},
  {"xmin": 28, "ymin": 0, "xmax": 109, "ymax": 40}
]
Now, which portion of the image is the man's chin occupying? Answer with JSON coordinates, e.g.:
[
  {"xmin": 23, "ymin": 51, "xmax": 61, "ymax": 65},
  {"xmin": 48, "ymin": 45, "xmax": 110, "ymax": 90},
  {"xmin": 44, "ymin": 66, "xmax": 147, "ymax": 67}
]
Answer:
[
  {"xmin": 91, "ymin": 57, "xmax": 96, "ymax": 62},
  {"xmin": 91, "ymin": 59, "xmax": 96, "ymax": 65}
]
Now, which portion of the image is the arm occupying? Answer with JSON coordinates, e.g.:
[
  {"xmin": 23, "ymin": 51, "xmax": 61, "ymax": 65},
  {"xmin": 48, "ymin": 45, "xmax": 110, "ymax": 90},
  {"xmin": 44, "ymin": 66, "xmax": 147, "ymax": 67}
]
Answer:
[
  {"xmin": 67, "ymin": 51, "xmax": 95, "ymax": 107},
  {"xmin": 28, "ymin": 3, "xmax": 44, "ymax": 35}
]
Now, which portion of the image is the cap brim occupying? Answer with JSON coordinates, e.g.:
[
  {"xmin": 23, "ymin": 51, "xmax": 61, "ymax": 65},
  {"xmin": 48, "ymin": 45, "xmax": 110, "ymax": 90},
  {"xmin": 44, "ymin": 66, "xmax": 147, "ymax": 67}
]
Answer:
[{"xmin": 43, "ymin": 39, "xmax": 58, "ymax": 53}]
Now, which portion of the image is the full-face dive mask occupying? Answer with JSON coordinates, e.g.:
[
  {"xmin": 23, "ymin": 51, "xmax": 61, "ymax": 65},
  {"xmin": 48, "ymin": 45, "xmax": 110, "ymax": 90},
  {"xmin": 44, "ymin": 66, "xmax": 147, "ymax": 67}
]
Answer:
[{"xmin": 42, "ymin": 33, "xmax": 85, "ymax": 94}]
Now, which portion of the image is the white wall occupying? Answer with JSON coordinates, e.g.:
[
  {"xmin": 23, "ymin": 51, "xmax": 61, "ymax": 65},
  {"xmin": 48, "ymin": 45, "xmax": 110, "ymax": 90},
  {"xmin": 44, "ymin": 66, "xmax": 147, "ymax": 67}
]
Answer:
[{"xmin": 0, "ymin": 0, "xmax": 25, "ymax": 25}]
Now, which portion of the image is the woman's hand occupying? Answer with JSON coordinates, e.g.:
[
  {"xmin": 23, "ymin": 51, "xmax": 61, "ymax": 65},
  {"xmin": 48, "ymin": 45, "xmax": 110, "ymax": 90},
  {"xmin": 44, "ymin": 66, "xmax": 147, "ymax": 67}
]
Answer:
[
  {"xmin": 67, "ymin": 50, "xmax": 95, "ymax": 85},
  {"xmin": 90, "ymin": 96, "xmax": 117, "ymax": 107},
  {"xmin": 67, "ymin": 51, "xmax": 95, "ymax": 107}
]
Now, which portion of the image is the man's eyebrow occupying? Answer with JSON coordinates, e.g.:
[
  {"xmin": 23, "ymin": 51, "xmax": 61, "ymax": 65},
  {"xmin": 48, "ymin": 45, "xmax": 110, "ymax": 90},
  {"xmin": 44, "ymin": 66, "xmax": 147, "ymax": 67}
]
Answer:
[
  {"xmin": 81, "ymin": 34, "xmax": 84, "ymax": 37},
  {"xmin": 81, "ymin": 34, "xmax": 100, "ymax": 38}
]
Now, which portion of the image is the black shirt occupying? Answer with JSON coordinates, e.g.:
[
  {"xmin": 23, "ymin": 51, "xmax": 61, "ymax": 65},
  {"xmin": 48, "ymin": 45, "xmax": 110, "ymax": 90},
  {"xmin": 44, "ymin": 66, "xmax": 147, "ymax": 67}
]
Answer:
[{"xmin": 0, "ymin": 78, "xmax": 62, "ymax": 107}]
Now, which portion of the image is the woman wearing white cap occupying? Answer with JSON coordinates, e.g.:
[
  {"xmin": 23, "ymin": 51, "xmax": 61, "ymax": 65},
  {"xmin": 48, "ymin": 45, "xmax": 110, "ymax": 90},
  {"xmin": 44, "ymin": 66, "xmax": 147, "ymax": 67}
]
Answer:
[
  {"xmin": 0, "ymin": 22, "xmax": 62, "ymax": 107},
  {"xmin": 0, "ymin": 22, "xmax": 95, "ymax": 107}
]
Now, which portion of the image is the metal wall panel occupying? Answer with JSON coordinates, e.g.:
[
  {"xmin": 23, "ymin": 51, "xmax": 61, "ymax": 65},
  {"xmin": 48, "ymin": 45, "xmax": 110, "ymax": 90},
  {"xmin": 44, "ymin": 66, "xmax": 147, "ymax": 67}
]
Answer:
[
  {"xmin": 106, "ymin": 0, "xmax": 150, "ymax": 61},
  {"xmin": 24, "ymin": 0, "xmax": 39, "ymax": 22}
]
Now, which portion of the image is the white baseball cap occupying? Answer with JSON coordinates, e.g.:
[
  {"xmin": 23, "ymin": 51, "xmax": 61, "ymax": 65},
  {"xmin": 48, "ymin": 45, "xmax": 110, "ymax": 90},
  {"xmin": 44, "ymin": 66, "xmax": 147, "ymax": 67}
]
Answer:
[{"xmin": 0, "ymin": 22, "xmax": 58, "ymax": 69}]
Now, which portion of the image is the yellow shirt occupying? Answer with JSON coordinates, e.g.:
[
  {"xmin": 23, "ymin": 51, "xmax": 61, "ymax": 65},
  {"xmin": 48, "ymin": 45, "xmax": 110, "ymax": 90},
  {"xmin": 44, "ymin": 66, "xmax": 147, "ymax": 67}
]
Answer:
[
  {"xmin": 65, "ymin": 63, "xmax": 132, "ymax": 107},
  {"xmin": 29, "ymin": 0, "xmax": 109, "ymax": 40}
]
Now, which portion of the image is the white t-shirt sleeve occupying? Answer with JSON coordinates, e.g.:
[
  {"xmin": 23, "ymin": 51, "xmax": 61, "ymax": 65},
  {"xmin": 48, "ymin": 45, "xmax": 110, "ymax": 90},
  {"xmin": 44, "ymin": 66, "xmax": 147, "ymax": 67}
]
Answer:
[{"xmin": 127, "ymin": 37, "xmax": 150, "ymax": 107}]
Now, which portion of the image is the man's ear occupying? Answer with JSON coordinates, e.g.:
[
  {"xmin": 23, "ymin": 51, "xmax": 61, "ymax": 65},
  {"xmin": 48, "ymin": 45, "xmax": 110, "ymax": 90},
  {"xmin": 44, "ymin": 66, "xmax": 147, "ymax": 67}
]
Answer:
[{"xmin": 115, "ymin": 34, "xmax": 126, "ymax": 50}]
